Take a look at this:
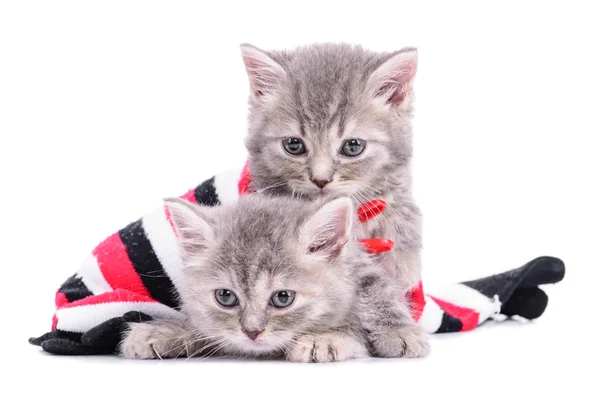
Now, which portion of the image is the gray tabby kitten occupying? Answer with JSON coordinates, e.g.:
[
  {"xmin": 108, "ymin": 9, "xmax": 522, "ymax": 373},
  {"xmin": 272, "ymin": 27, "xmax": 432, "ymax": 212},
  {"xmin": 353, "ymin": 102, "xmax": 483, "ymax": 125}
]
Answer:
[
  {"xmin": 240, "ymin": 43, "xmax": 422, "ymax": 292},
  {"xmin": 120, "ymin": 195, "xmax": 429, "ymax": 361}
]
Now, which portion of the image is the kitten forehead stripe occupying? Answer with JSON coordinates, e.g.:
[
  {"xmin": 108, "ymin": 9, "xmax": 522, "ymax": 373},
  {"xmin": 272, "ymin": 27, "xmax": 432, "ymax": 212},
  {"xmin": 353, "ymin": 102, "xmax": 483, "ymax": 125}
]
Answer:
[
  {"xmin": 329, "ymin": 77, "xmax": 351, "ymax": 136},
  {"xmin": 337, "ymin": 97, "xmax": 349, "ymax": 138},
  {"xmin": 293, "ymin": 80, "xmax": 307, "ymax": 137}
]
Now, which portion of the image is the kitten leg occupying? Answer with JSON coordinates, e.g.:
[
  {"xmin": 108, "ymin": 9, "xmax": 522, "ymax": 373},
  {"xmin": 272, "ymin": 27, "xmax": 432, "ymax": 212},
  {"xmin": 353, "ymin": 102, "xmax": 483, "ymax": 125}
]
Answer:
[
  {"xmin": 120, "ymin": 319, "xmax": 201, "ymax": 359},
  {"xmin": 391, "ymin": 248, "xmax": 422, "ymax": 292},
  {"xmin": 285, "ymin": 330, "xmax": 368, "ymax": 363},
  {"xmin": 357, "ymin": 271, "xmax": 430, "ymax": 358},
  {"xmin": 370, "ymin": 323, "xmax": 430, "ymax": 358},
  {"xmin": 371, "ymin": 204, "xmax": 423, "ymax": 291}
]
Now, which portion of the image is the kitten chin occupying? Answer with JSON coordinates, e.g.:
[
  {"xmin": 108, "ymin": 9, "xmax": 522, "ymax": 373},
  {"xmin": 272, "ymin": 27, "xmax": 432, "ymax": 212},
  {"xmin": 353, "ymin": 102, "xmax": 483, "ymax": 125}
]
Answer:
[
  {"xmin": 225, "ymin": 330, "xmax": 294, "ymax": 356},
  {"xmin": 281, "ymin": 178, "xmax": 359, "ymax": 202}
]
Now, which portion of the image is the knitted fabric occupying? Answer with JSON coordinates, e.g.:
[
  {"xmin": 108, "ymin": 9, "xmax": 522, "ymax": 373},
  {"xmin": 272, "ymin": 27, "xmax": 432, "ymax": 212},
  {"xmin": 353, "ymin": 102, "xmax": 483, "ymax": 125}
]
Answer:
[{"xmin": 29, "ymin": 162, "xmax": 566, "ymax": 355}]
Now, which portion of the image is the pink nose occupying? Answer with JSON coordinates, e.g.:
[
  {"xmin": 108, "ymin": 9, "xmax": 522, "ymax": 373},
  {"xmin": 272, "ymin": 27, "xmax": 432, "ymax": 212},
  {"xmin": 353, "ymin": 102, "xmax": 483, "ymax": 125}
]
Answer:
[
  {"xmin": 311, "ymin": 179, "xmax": 331, "ymax": 189},
  {"xmin": 243, "ymin": 329, "xmax": 263, "ymax": 341}
]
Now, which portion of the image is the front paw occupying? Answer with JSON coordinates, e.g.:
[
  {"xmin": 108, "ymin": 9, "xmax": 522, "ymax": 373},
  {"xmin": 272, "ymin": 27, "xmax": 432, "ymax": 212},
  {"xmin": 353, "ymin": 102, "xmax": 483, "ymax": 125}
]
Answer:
[
  {"xmin": 120, "ymin": 322, "xmax": 187, "ymax": 360},
  {"xmin": 286, "ymin": 332, "xmax": 368, "ymax": 363},
  {"xmin": 371, "ymin": 325, "xmax": 430, "ymax": 358}
]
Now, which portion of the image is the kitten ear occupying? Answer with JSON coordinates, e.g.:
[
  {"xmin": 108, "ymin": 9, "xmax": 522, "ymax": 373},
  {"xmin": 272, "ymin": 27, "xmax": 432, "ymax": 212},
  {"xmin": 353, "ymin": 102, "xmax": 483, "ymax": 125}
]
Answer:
[
  {"xmin": 164, "ymin": 197, "xmax": 214, "ymax": 260},
  {"xmin": 367, "ymin": 48, "xmax": 418, "ymax": 108},
  {"xmin": 240, "ymin": 43, "xmax": 286, "ymax": 98},
  {"xmin": 299, "ymin": 197, "xmax": 354, "ymax": 260}
]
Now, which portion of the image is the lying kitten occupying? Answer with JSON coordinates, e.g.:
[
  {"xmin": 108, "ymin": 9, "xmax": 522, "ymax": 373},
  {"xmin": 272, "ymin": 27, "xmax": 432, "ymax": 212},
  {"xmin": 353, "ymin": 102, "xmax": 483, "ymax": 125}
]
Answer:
[
  {"xmin": 240, "ymin": 43, "xmax": 422, "ymax": 292},
  {"xmin": 120, "ymin": 195, "xmax": 429, "ymax": 362}
]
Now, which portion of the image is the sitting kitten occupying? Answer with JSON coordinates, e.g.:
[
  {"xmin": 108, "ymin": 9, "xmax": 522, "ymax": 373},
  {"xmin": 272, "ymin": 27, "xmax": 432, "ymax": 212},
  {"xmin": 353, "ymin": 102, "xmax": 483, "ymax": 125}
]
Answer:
[
  {"xmin": 120, "ymin": 195, "xmax": 429, "ymax": 362},
  {"xmin": 240, "ymin": 43, "xmax": 423, "ymax": 292}
]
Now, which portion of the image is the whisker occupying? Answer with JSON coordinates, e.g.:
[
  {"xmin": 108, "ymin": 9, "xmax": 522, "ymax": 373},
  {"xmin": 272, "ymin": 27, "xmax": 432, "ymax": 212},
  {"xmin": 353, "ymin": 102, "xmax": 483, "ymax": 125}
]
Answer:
[
  {"xmin": 186, "ymin": 338, "xmax": 227, "ymax": 360},
  {"xmin": 254, "ymin": 181, "xmax": 288, "ymax": 194},
  {"xmin": 196, "ymin": 339, "xmax": 231, "ymax": 361}
]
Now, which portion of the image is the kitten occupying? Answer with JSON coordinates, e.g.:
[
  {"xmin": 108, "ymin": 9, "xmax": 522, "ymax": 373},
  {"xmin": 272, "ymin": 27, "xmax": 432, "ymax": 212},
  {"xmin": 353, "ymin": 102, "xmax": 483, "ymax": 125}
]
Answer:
[
  {"xmin": 240, "ymin": 43, "xmax": 423, "ymax": 292},
  {"xmin": 119, "ymin": 195, "xmax": 429, "ymax": 362}
]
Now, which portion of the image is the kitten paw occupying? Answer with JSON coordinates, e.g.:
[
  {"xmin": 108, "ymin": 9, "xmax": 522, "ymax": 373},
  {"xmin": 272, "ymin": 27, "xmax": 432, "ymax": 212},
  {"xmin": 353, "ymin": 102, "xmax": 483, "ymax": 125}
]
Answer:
[
  {"xmin": 286, "ymin": 332, "xmax": 368, "ymax": 363},
  {"xmin": 372, "ymin": 325, "xmax": 430, "ymax": 358},
  {"xmin": 119, "ymin": 322, "xmax": 190, "ymax": 359}
]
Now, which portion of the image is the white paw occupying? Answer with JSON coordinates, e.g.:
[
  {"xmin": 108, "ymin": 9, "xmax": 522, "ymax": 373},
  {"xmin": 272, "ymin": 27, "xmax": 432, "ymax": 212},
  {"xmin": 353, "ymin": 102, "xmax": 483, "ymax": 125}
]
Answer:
[
  {"xmin": 120, "ymin": 322, "xmax": 187, "ymax": 360},
  {"xmin": 372, "ymin": 325, "xmax": 430, "ymax": 358},
  {"xmin": 286, "ymin": 332, "xmax": 368, "ymax": 363}
]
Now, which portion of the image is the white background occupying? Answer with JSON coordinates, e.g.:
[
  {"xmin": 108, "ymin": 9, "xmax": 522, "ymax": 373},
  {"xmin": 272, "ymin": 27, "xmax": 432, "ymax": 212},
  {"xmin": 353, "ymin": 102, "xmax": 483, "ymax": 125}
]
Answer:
[{"xmin": 1, "ymin": 1, "xmax": 598, "ymax": 398}]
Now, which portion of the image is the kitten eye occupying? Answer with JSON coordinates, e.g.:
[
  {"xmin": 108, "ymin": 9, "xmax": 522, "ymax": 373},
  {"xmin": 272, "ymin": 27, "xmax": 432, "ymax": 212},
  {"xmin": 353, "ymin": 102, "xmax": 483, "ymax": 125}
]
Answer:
[
  {"xmin": 270, "ymin": 290, "xmax": 296, "ymax": 308},
  {"xmin": 215, "ymin": 289, "xmax": 238, "ymax": 307},
  {"xmin": 341, "ymin": 139, "xmax": 366, "ymax": 157},
  {"xmin": 282, "ymin": 138, "xmax": 306, "ymax": 155}
]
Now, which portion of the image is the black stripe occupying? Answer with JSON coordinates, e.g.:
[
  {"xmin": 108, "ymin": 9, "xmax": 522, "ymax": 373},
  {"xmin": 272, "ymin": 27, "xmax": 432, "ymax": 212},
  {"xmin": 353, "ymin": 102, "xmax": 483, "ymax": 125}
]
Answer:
[
  {"xmin": 29, "ymin": 330, "xmax": 83, "ymax": 346},
  {"xmin": 118, "ymin": 220, "xmax": 180, "ymax": 309},
  {"xmin": 292, "ymin": 79, "xmax": 307, "ymax": 137},
  {"xmin": 435, "ymin": 312, "xmax": 463, "ymax": 333},
  {"xmin": 194, "ymin": 176, "xmax": 220, "ymax": 206},
  {"xmin": 299, "ymin": 117, "xmax": 307, "ymax": 137},
  {"xmin": 327, "ymin": 80, "xmax": 350, "ymax": 136},
  {"xmin": 59, "ymin": 274, "xmax": 93, "ymax": 303},
  {"xmin": 337, "ymin": 103, "xmax": 348, "ymax": 137},
  {"xmin": 498, "ymin": 287, "xmax": 548, "ymax": 320},
  {"xmin": 461, "ymin": 256, "xmax": 566, "ymax": 304}
]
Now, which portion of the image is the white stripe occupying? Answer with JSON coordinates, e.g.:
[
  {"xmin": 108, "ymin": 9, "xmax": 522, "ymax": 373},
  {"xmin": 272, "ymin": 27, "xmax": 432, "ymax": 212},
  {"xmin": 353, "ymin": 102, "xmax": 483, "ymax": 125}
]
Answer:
[
  {"xmin": 55, "ymin": 301, "xmax": 184, "ymax": 333},
  {"xmin": 427, "ymin": 283, "xmax": 502, "ymax": 324},
  {"xmin": 141, "ymin": 205, "xmax": 186, "ymax": 293},
  {"xmin": 213, "ymin": 166, "xmax": 244, "ymax": 204},
  {"xmin": 417, "ymin": 295, "xmax": 444, "ymax": 333},
  {"xmin": 75, "ymin": 253, "xmax": 112, "ymax": 295}
]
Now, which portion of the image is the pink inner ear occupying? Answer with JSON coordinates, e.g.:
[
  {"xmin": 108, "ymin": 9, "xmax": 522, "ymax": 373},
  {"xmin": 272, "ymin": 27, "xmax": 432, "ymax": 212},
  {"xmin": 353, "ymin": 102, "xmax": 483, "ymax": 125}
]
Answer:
[
  {"xmin": 244, "ymin": 57, "xmax": 264, "ymax": 77},
  {"xmin": 388, "ymin": 89, "xmax": 407, "ymax": 104},
  {"xmin": 241, "ymin": 50, "xmax": 283, "ymax": 96},
  {"xmin": 243, "ymin": 58, "xmax": 264, "ymax": 90},
  {"xmin": 303, "ymin": 198, "xmax": 352, "ymax": 260},
  {"xmin": 380, "ymin": 59, "xmax": 417, "ymax": 105}
]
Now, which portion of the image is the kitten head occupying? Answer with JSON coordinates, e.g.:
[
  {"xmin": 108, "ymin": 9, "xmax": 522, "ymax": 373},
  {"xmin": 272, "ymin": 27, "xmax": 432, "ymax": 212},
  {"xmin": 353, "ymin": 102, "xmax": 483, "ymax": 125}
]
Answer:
[
  {"xmin": 165, "ymin": 195, "xmax": 368, "ymax": 357},
  {"xmin": 240, "ymin": 42, "xmax": 418, "ymax": 200}
]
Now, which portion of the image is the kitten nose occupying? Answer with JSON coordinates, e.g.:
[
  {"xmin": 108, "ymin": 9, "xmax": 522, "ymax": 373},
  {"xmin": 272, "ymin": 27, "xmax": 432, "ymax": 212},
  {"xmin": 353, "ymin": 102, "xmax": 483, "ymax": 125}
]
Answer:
[
  {"xmin": 243, "ymin": 329, "xmax": 263, "ymax": 341},
  {"xmin": 311, "ymin": 179, "xmax": 331, "ymax": 189}
]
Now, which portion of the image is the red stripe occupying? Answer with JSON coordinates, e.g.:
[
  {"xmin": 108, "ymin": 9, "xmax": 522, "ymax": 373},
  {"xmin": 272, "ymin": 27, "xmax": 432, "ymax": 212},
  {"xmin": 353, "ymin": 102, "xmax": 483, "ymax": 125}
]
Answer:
[
  {"xmin": 164, "ymin": 204, "xmax": 176, "ymax": 235},
  {"xmin": 238, "ymin": 161, "xmax": 252, "ymax": 195},
  {"xmin": 357, "ymin": 200, "xmax": 387, "ymax": 223},
  {"xmin": 93, "ymin": 232, "xmax": 152, "ymax": 298},
  {"xmin": 406, "ymin": 281, "xmax": 426, "ymax": 322},
  {"xmin": 56, "ymin": 288, "xmax": 158, "ymax": 309},
  {"xmin": 179, "ymin": 188, "xmax": 197, "ymax": 204},
  {"xmin": 357, "ymin": 238, "xmax": 394, "ymax": 254},
  {"xmin": 429, "ymin": 295, "xmax": 480, "ymax": 331},
  {"xmin": 51, "ymin": 314, "xmax": 58, "ymax": 331},
  {"xmin": 55, "ymin": 291, "xmax": 69, "ymax": 308}
]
